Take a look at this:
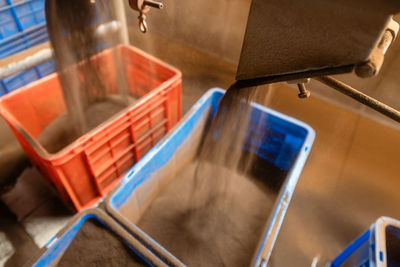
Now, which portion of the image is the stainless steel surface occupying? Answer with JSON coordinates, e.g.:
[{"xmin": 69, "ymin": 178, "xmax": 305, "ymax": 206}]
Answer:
[
  {"xmin": 265, "ymin": 83, "xmax": 400, "ymax": 266},
  {"xmin": 237, "ymin": 0, "xmax": 400, "ymax": 81},
  {"xmin": 315, "ymin": 76, "xmax": 400, "ymax": 123}
]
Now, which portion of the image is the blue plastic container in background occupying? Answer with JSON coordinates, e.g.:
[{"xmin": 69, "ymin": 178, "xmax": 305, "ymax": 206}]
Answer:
[
  {"xmin": 30, "ymin": 209, "xmax": 168, "ymax": 267},
  {"xmin": 0, "ymin": 59, "xmax": 55, "ymax": 96},
  {"xmin": 106, "ymin": 88, "xmax": 316, "ymax": 267},
  {"xmin": 0, "ymin": 0, "xmax": 55, "ymax": 97},
  {"xmin": 0, "ymin": 0, "xmax": 46, "ymax": 39}
]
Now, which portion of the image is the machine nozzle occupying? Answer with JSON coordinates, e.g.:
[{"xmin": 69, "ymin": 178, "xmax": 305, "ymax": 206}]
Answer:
[
  {"xmin": 143, "ymin": 0, "xmax": 163, "ymax": 9},
  {"xmin": 128, "ymin": 0, "xmax": 164, "ymax": 33}
]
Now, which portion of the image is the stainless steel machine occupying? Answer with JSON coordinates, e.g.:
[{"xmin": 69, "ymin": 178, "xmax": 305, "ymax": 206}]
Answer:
[
  {"xmin": 126, "ymin": 0, "xmax": 400, "ymax": 124},
  {"xmin": 233, "ymin": 0, "xmax": 400, "ymax": 123}
]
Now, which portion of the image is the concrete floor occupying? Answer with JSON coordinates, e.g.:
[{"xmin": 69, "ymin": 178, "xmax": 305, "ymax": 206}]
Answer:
[{"xmin": 0, "ymin": 32, "xmax": 400, "ymax": 266}]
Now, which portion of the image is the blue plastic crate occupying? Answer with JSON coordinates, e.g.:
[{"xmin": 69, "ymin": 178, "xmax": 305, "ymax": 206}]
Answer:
[
  {"xmin": 35, "ymin": 59, "xmax": 55, "ymax": 76},
  {"xmin": 331, "ymin": 230, "xmax": 372, "ymax": 267},
  {"xmin": 30, "ymin": 209, "xmax": 167, "ymax": 267},
  {"xmin": 13, "ymin": 0, "xmax": 46, "ymax": 30},
  {"xmin": 0, "ymin": 80, "xmax": 6, "ymax": 95},
  {"xmin": 106, "ymin": 88, "xmax": 315, "ymax": 267},
  {"xmin": 0, "ymin": 0, "xmax": 50, "ymax": 97},
  {"xmin": 331, "ymin": 217, "xmax": 400, "ymax": 267},
  {"xmin": 0, "ymin": 59, "xmax": 55, "ymax": 96},
  {"xmin": 1, "ymin": 67, "xmax": 39, "ymax": 93},
  {"xmin": 0, "ymin": 4, "xmax": 19, "ymax": 39},
  {"xmin": 0, "ymin": 0, "xmax": 121, "ymax": 96},
  {"xmin": 0, "ymin": 22, "xmax": 48, "ymax": 58},
  {"xmin": 0, "ymin": 0, "xmax": 45, "ymax": 40},
  {"xmin": 0, "ymin": 0, "xmax": 118, "ymax": 96}
]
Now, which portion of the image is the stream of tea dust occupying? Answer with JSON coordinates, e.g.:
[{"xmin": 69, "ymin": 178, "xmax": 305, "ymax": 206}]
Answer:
[
  {"xmin": 138, "ymin": 84, "xmax": 282, "ymax": 266},
  {"xmin": 40, "ymin": 0, "xmax": 135, "ymax": 153}
]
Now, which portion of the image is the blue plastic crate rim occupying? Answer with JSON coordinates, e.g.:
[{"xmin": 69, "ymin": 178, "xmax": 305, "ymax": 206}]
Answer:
[
  {"xmin": 30, "ymin": 208, "xmax": 168, "ymax": 267},
  {"xmin": 372, "ymin": 217, "xmax": 400, "ymax": 267},
  {"xmin": 105, "ymin": 88, "xmax": 315, "ymax": 267},
  {"xmin": 331, "ymin": 216, "xmax": 400, "ymax": 267}
]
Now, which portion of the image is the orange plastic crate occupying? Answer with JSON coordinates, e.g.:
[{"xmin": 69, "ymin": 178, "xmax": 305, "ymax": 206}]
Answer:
[{"xmin": 0, "ymin": 45, "xmax": 182, "ymax": 211}]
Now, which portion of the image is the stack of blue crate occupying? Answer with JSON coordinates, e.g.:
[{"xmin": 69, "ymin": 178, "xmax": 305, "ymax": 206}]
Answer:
[{"xmin": 0, "ymin": 0, "xmax": 55, "ymax": 96}]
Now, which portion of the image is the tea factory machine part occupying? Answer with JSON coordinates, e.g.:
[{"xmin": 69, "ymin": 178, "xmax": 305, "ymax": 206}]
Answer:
[
  {"xmin": 314, "ymin": 76, "xmax": 400, "ymax": 123},
  {"xmin": 236, "ymin": 0, "xmax": 400, "ymax": 124},
  {"xmin": 128, "ymin": 0, "xmax": 164, "ymax": 33}
]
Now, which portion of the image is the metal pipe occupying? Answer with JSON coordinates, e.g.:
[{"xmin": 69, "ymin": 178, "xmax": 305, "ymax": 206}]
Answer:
[
  {"xmin": 143, "ymin": 0, "xmax": 163, "ymax": 9},
  {"xmin": 314, "ymin": 76, "xmax": 400, "ymax": 123}
]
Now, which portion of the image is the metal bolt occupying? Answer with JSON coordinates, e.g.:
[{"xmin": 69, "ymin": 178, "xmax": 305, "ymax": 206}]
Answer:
[
  {"xmin": 355, "ymin": 61, "xmax": 377, "ymax": 78},
  {"xmin": 355, "ymin": 29, "xmax": 395, "ymax": 78},
  {"xmin": 297, "ymin": 83, "xmax": 310, "ymax": 98}
]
